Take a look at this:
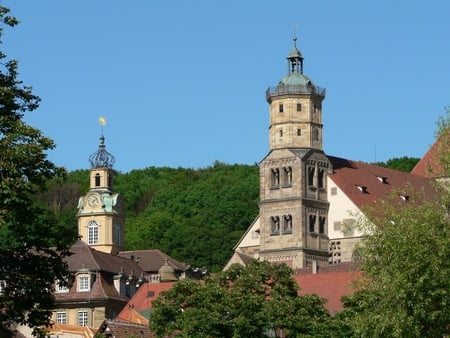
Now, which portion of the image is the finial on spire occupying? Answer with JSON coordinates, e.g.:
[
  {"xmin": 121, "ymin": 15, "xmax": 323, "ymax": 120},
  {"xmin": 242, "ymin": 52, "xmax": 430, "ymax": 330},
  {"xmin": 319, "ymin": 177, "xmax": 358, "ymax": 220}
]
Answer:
[
  {"xmin": 89, "ymin": 116, "xmax": 115, "ymax": 169},
  {"xmin": 293, "ymin": 24, "xmax": 299, "ymax": 44}
]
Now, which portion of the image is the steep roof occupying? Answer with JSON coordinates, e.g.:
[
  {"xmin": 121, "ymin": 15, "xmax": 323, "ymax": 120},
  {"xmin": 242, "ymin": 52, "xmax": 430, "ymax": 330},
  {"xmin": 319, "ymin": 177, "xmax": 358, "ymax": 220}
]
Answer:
[
  {"xmin": 118, "ymin": 249, "xmax": 186, "ymax": 273},
  {"xmin": 328, "ymin": 156, "xmax": 436, "ymax": 208},
  {"xmin": 411, "ymin": 132, "xmax": 449, "ymax": 178},
  {"xmin": 67, "ymin": 241, "xmax": 143, "ymax": 275},
  {"xmin": 116, "ymin": 281, "xmax": 176, "ymax": 322},
  {"xmin": 294, "ymin": 270, "xmax": 361, "ymax": 313}
]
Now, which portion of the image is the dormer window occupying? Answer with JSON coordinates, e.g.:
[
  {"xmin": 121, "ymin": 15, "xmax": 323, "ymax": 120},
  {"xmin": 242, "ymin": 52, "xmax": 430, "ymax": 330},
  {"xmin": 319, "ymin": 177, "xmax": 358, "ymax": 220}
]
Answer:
[
  {"xmin": 55, "ymin": 279, "xmax": 69, "ymax": 293},
  {"xmin": 376, "ymin": 175, "xmax": 388, "ymax": 184},
  {"xmin": 78, "ymin": 276, "xmax": 90, "ymax": 292},
  {"xmin": 400, "ymin": 195, "xmax": 410, "ymax": 201},
  {"xmin": 355, "ymin": 185, "xmax": 368, "ymax": 193}
]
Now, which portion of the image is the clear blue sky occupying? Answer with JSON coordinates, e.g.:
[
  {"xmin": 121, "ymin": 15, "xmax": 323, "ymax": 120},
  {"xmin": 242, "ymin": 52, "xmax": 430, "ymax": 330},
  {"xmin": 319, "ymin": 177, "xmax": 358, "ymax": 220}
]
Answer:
[{"xmin": 4, "ymin": 1, "xmax": 450, "ymax": 172}]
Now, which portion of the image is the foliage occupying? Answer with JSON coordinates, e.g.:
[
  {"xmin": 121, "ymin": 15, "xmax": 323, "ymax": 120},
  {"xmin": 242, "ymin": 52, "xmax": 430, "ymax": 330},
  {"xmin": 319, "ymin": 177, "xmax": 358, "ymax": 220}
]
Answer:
[
  {"xmin": 342, "ymin": 187, "xmax": 450, "ymax": 337},
  {"xmin": 373, "ymin": 156, "xmax": 420, "ymax": 172},
  {"xmin": 0, "ymin": 6, "xmax": 75, "ymax": 337},
  {"xmin": 150, "ymin": 260, "xmax": 332, "ymax": 337}
]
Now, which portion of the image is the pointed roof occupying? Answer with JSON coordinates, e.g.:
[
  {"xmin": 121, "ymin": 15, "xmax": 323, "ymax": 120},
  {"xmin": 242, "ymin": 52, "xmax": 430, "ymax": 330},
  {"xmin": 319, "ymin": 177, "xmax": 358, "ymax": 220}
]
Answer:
[
  {"xmin": 328, "ymin": 155, "xmax": 436, "ymax": 209},
  {"xmin": 89, "ymin": 134, "xmax": 115, "ymax": 169},
  {"xmin": 118, "ymin": 249, "xmax": 187, "ymax": 273},
  {"xmin": 411, "ymin": 132, "xmax": 449, "ymax": 178},
  {"xmin": 67, "ymin": 240, "xmax": 143, "ymax": 275}
]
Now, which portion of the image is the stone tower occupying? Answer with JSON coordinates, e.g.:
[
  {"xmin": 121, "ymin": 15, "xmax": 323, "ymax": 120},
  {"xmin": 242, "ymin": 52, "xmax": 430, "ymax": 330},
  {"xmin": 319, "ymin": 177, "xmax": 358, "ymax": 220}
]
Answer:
[
  {"xmin": 77, "ymin": 133, "xmax": 125, "ymax": 254},
  {"xmin": 258, "ymin": 36, "xmax": 331, "ymax": 270}
]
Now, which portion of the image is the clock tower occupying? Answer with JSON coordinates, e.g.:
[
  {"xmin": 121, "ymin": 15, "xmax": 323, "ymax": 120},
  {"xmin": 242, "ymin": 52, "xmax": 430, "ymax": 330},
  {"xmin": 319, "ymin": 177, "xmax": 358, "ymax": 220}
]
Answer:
[{"xmin": 77, "ymin": 133, "xmax": 124, "ymax": 254}]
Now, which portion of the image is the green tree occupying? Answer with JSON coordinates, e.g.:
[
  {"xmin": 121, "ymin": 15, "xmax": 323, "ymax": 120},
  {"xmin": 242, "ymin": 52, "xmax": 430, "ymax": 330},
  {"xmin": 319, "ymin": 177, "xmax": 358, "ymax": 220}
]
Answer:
[
  {"xmin": 150, "ymin": 260, "xmax": 332, "ymax": 337},
  {"xmin": 0, "ymin": 6, "xmax": 75, "ymax": 337},
  {"xmin": 342, "ymin": 187, "xmax": 450, "ymax": 337},
  {"xmin": 374, "ymin": 156, "xmax": 420, "ymax": 172}
]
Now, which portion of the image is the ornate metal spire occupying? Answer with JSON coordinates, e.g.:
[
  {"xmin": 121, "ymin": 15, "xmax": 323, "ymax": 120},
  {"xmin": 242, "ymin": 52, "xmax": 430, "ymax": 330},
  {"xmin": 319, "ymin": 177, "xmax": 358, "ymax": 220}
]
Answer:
[{"xmin": 89, "ymin": 117, "xmax": 115, "ymax": 169}]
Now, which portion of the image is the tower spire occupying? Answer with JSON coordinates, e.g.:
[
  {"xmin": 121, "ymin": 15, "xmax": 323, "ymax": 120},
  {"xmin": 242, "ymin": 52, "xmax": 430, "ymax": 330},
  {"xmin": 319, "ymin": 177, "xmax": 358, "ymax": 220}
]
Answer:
[
  {"xmin": 89, "ymin": 117, "xmax": 115, "ymax": 169},
  {"xmin": 287, "ymin": 30, "xmax": 304, "ymax": 75}
]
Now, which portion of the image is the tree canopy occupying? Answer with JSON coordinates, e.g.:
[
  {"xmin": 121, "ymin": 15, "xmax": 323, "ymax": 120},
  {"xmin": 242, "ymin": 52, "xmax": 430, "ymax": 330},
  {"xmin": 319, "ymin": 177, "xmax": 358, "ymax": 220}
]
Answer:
[
  {"xmin": 150, "ymin": 260, "xmax": 333, "ymax": 337},
  {"xmin": 0, "ymin": 6, "xmax": 76, "ymax": 337}
]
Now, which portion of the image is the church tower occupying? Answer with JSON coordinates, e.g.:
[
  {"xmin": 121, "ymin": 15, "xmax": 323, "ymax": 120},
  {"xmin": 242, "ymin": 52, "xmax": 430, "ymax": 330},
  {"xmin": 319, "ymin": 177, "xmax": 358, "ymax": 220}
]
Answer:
[
  {"xmin": 77, "ymin": 130, "xmax": 124, "ymax": 254},
  {"xmin": 258, "ymin": 36, "xmax": 330, "ymax": 270}
]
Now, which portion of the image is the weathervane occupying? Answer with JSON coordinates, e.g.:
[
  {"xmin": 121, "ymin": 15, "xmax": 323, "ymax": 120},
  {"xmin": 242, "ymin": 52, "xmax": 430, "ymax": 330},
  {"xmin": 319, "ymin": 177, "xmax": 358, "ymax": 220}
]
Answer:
[{"xmin": 99, "ymin": 116, "xmax": 106, "ymax": 136}]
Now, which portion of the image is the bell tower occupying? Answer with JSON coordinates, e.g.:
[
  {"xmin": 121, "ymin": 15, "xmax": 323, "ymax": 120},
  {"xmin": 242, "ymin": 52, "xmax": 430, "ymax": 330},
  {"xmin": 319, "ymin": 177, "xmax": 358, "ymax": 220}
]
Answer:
[
  {"xmin": 77, "ymin": 120, "xmax": 124, "ymax": 254},
  {"xmin": 258, "ymin": 36, "xmax": 330, "ymax": 270}
]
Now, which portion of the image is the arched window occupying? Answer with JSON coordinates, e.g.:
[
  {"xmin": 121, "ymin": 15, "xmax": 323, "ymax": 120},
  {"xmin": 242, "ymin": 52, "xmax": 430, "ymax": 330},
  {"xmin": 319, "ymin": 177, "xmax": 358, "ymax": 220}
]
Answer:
[
  {"xmin": 283, "ymin": 214, "xmax": 292, "ymax": 234},
  {"xmin": 87, "ymin": 220, "xmax": 99, "ymax": 245},
  {"xmin": 95, "ymin": 173, "xmax": 101, "ymax": 187}
]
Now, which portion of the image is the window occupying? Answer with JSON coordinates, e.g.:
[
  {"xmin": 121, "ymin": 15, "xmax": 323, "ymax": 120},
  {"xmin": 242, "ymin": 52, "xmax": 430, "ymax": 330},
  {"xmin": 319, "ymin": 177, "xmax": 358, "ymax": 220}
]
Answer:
[
  {"xmin": 114, "ymin": 222, "xmax": 121, "ymax": 245},
  {"xmin": 309, "ymin": 215, "xmax": 316, "ymax": 233},
  {"xmin": 55, "ymin": 280, "xmax": 69, "ymax": 293},
  {"xmin": 78, "ymin": 276, "xmax": 89, "ymax": 292},
  {"xmin": 271, "ymin": 168, "xmax": 280, "ymax": 188},
  {"xmin": 318, "ymin": 169, "xmax": 325, "ymax": 188},
  {"xmin": 87, "ymin": 220, "xmax": 99, "ymax": 245},
  {"xmin": 331, "ymin": 187, "xmax": 337, "ymax": 196},
  {"xmin": 313, "ymin": 127, "xmax": 319, "ymax": 141},
  {"xmin": 283, "ymin": 215, "xmax": 292, "ymax": 234},
  {"xmin": 77, "ymin": 310, "xmax": 88, "ymax": 327},
  {"xmin": 319, "ymin": 216, "xmax": 326, "ymax": 234},
  {"xmin": 296, "ymin": 102, "xmax": 302, "ymax": 111},
  {"xmin": 297, "ymin": 128, "xmax": 301, "ymax": 136},
  {"xmin": 271, "ymin": 216, "xmax": 280, "ymax": 235},
  {"xmin": 308, "ymin": 167, "xmax": 315, "ymax": 186},
  {"xmin": 283, "ymin": 166, "xmax": 292, "ymax": 187},
  {"xmin": 279, "ymin": 129, "xmax": 283, "ymax": 137},
  {"xmin": 95, "ymin": 173, "xmax": 101, "ymax": 187},
  {"xmin": 56, "ymin": 311, "xmax": 67, "ymax": 324},
  {"xmin": 279, "ymin": 104, "xmax": 284, "ymax": 112},
  {"xmin": 333, "ymin": 221, "xmax": 341, "ymax": 231},
  {"xmin": 343, "ymin": 219, "xmax": 355, "ymax": 237}
]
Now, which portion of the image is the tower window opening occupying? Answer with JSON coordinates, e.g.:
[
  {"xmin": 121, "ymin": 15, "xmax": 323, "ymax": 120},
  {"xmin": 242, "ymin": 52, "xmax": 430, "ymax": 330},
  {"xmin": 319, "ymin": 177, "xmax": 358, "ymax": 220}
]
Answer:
[
  {"xmin": 283, "ymin": 214, "xmax": 292, "ymax": 234},
  {"xmin": 271, "ymin": 216, "xmax": 280, "ymax": 235},
  {"xmin": 318, "ymin": 169, "xmax": 325, "ymax": 188},
  {"xmin": 279, "ymin": 104, "xmax": 284, "ymax": 112},
  {"xmin": 95, "ymin": 173, "xmax": 101, "ymax": 187},
  {"xmin": 271, "ymin": 168, "xmax": 280, "ymax": 189},
  {"xmin": 313, "ymin": 128, "xmax": 319, "ymax": 141},
  {"xmin": 308, "ymin": 167, "xmax": 315, "ymax": 186},
  {"xmin": 297, "ymin": 128, "xmax": 301, "ymax": 136},
  {"xmin": 297, "ymin": 102, "xmax": 302, "ymax": 111},
  {"xmin": 319, "ymin": 216, "xmax": 326, "ymax": 234},
  {"xmin": 279, "ymin": 129, "xmax": 283, "ymax": 137},
  {"xmin": 309, "ymin": 214, "xmax": 316, "ymax": 233},
  {"xmin": 283, "ymin": 166, "xmax": 292, "ymax": 187}
]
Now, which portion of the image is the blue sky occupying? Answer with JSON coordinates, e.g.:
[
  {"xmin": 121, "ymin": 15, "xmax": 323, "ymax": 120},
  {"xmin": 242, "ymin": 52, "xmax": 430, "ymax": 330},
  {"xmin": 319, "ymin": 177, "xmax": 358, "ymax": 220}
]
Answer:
[{"xmin": 4, "ymin": 1, "xmax": 450, "ymax": 172}]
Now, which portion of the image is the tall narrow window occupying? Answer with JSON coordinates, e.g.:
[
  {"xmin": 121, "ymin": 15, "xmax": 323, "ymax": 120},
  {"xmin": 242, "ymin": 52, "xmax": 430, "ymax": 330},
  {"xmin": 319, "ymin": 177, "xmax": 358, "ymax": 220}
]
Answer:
[
  {"xmin": 78, "ymin": 276, "xmax": 89, "ymax": 292},
  {"xmin": 297, "ymin": 128, "xmax": 301, "ymax": 136},
  {"xmin": 318, "ymin": 169, "xmax": 325, "ymax": 188},
  {"xmin": 296, "ymin": 102, "xmax": 302, "ymax": 111},
  {"xmin": 283, "ymin": 166, "xmax": 292, "ymax": 187},
  {"xmin": 95, "ymin": 173, "xmax": 101, "ymax": 187},
  {"xmin": 309, "ymin": 215, "xmax": 316, "ymax": 233},
  {"xmin": 279, "ymin": 104, "xmax": 284, "ymax": 112},
  {"xmin": 313, "ymin": 128, "xmax": 319, "ymax": 141},
  {"xmin": 319, "ymin": 216, "xmax": 326, "ymax": 234},
  {"xmin": 271, "ymin": 216, "xmax": 280, "ymax": 235},
  {"xmin": 114, "ymin": 222, "xmax": 121, "ymax": 245},
  {"xmin": 308, "ymin": 167, "xmax": 315, "ymax": 186},
  {"xmin": 77, "ymin": 311, "xmax": 88, "ymax": 327},
  {"xmin": 279, "ymin": 129, "xmax": 283, "ymax": 137},
  {"xmin": 271, "ymin": 168, "xmax": 280, "ymax": 188},
  {"xmin": 87, "ymin": 220, "xmax": 99, "ymax": 245},
  {"xmin": 283, "ymin": 215, "xmax": 292, "ymax": 234}
]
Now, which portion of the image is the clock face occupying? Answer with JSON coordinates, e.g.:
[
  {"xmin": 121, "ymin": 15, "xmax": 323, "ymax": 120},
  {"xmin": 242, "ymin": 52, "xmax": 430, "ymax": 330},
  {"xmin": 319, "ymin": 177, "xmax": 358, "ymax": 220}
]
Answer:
[{"xmin": 87, "ymin": 194, "xmax": 99, "ymax": 207}]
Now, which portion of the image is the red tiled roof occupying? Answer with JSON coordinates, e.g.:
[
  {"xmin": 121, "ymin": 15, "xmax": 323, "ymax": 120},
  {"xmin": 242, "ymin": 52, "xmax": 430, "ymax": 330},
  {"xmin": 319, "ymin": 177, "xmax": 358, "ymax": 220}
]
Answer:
[
  {"xmin": 116, "ymin": 282, "xmax": 176, "ymax": 322},
  {"xmin": 96, "ymin": 320, "xmax": 154, "ymax": 338},
  {"xmin": 67, "ymin": 241, "xmax": 143, "ymax": 275},
  {"xmin": 118, "ymin": 249, "xmax": 186, "ymax": 273},
  {"xmin": 411, "ymin": 132, "xmax": 449, "ymax": 178},
  {"xmin": 294, "ymin": 270, "xmax": 362, "ymax": 313},
  {"xmin": 328, "ymin": 156, "xmax": 436, "ymax": 209}
]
